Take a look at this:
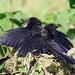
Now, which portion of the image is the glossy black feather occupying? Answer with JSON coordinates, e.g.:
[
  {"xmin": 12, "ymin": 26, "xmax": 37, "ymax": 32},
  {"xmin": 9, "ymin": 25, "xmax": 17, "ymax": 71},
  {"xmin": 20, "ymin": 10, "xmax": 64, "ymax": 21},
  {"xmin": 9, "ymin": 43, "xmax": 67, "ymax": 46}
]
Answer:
[
  {"xmin": 0, "ymin": 17, "xmax": 43, "ymax": 56},
  {"xmin": 48, "ymin": 46, "xmax": 75, "ymax": 64},
  {"xmin": 44, "ymin": 23, "xmax": 75, "ymax": 64},
  {"xmin": 44, "ymin": 24, "xmax": 73, "ymax": 53},
  {"xmin": 17, "ymin": 34, "xmax": 45, "ymax": 57},
  {"xmin": 0, "ymin": 28, "xmax": 29, "ymax": 49},
  {"xmin": 46, "ymin": 40, "xmax": 75, "ymax": 64},
  {"xmin": 54, "ymin": 30, "xmax": 73, "ymax": 50},
  {"xmin": 0, "ymin": 17, "xmax": 75, "ymax": 64}
]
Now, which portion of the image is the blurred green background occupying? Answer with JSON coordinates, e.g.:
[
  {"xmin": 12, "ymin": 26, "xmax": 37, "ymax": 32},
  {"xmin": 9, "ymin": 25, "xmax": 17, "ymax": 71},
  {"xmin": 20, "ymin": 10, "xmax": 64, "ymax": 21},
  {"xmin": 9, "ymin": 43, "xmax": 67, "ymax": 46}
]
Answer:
[
  {"xmin": 0, "ymin": 0, "xmax": 75, "ymax": 74},
  {"xmin": 0, "ymin": 0, "xmax": 75, "ymax": 43},
  {"xmin": 0, "ymin": 0, "xmax": 75, "ymax": 56}
]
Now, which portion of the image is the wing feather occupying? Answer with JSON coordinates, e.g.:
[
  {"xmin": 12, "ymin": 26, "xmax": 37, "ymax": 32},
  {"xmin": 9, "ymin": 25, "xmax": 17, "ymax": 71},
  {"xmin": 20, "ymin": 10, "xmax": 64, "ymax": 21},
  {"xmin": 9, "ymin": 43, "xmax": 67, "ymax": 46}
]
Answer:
[
  {"xmin": 47, "ymin": 40, "xmax": 75, "ymax": 64},
  {"xmin": 17, "ymin": 35, "xmax": 45, "ymax": 57},
  {"xmin": 53, "ymin": 30, "xmax": 73, "ymax": 51},
  {"xmin": 0, "ymin": 27, "xmax": 31, "ymax": 49}
]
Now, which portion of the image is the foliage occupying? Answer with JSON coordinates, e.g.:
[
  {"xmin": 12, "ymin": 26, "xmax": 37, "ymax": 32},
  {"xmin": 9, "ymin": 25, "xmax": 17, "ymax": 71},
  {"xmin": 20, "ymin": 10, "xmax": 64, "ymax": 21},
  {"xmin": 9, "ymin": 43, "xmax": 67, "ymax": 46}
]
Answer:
[
  {"xmin": 0, "ymin": 53, "xmax": 75, "ymax": 75},
  {"xmin": 69, "ymin": 0, "xmax": 75, "ymax": 8},
  {"xmin": 0, "ymin": 11, "xmax": 27, "ymax": 31},
  {"xmin": 0, "ymin": 63, "xmax": 4, "ymax": 70},
  {"xmin": 0, "ymin": 0, "xmax": 75, "ymax": 75},
  {"xmin": 44, "ymin": 9, "xmax": 75, "ymax": 44},
  {"xmin": 0, "ymin": 45, "xmax": 7, "ymax": 57},
  {"xmin": 0, "ymin": 11, "xmax": 27, "ymax": 57}
]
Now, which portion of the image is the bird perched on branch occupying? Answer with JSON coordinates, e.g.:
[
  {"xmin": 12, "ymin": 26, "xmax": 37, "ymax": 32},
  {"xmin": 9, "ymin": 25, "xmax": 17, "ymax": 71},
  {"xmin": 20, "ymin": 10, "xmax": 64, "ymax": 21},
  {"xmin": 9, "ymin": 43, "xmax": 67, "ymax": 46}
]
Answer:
[{"xmin": 0, "ymin": 17, "xmax": 75, "ymax": 64}]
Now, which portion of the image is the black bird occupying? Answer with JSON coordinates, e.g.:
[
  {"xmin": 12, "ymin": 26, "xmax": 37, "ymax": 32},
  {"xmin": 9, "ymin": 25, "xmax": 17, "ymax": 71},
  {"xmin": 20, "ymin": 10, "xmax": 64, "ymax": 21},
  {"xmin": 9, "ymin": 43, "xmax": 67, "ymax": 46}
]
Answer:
[
  {"xmin": 44, "ymin": 24, "xmax": 73, "ymax": 53},
  {"xmin": 44, "ymin": 24, "xmax": 75, "ymax": 64},
  {"xmin": 0, "ymin": 17, "xmax": 45, "ymax": 57},
  {"xmin": 0, "ymin": 17, "xmax": 75, "ymax": 64}
]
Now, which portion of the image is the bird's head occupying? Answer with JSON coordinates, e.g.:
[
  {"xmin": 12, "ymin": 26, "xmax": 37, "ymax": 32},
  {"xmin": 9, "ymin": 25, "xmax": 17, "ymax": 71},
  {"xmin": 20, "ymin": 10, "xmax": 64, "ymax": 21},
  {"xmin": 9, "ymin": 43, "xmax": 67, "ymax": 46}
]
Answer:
[
  {"xmin": 45, "ymin": 23, "xmax": 58, "ymax": 31},
  {"xmin": 22, "ymin": 17, "xmax": 41, "ymax": 28}
]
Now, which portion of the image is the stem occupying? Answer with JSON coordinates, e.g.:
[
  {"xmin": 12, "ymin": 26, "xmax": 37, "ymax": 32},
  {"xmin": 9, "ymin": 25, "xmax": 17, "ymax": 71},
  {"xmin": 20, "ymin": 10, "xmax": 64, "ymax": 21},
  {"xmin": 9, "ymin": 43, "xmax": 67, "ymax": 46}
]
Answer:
[
  {"xmin": 10, "ymin": 0, "xmax": 13, "ymax": 28},
  {"xmin": 1, "ymin": 45, "xmax": 5, "ymax": 56}
]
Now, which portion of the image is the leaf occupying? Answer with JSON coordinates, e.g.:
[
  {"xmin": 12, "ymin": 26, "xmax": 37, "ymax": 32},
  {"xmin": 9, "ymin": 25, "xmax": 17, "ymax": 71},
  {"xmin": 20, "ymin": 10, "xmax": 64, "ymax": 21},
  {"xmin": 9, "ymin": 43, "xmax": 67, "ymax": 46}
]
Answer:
[
  {"xmin": 0, "ymin": 13, "xmax": 6, "ymax": 19},
  {"xmin": 46, "ymin": 13, "xmax": 54, "ymax": 20},
  {"xmin": 33, "ymin": 72, "xmax": 39, "ymax": 75},
  {"xmin": 18, "ymin": 67, "xmax": 25, "ymax": 73},
  {"xmin": 9, "ymin": 11, "xmax": 27, "ymax": 22},
  {"xmin": 67, "ymin": 29, "xmax": 75, "ymax": 44},
  {"xmin": 56, "ymin": 9, "xmax": 75, "ymax": 33},
  {"xmin": 12, "ymin": 10, "xmax": 22, "ymax": 15},
  {"xmin": 56, "ymin": 11, "xmax": 69, "ymax": 33},
  {"xmin": 35, "ymin": 63, "xmax": 40, "ymax": 70},
  {"xmin": 69, "ymin": 0, "xmax": 75, "ymax": 8},
  {"xmin": 0, "ymin": 63, "xmax": 5, "ymax": 70},
  {"xmin": 45, "ymin": 13, "xmax": 56, "ymax": 23},
  {"xmin": 10, "ymin": 18, "xmax": 22, "ymax": 27},
  {"xmin": 70, "ymin": 14, "xmax": 75, "ymax": 25},
  {"xmin": 0, "ymin": 26, "xmax": 5, "ymax": 33},
  {"xmin": 0, "ymin": 17, "xmax": 11, "ymax": 31},
  {"xmin": 8, "ymin": 11, "xmax": 27, "ymax": 27}
]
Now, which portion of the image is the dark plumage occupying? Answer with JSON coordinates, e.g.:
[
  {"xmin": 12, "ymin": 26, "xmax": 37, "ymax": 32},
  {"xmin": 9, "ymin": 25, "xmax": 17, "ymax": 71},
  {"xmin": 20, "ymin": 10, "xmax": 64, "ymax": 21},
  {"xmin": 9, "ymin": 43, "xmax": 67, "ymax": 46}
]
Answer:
[
  {"xmin": 44, "ymin": 24, "xmax": 73, "ymax": 53},
  {"xmin": 0, "ymin": 17, "xmax": 44, "ymax": 57},
  {"xmin": 0, "ymin": 17, "xmax": 75, "ymax": 64},
  {"xmin": 44, "ymin": 24, "xmax": 75, "ymax": 64}
]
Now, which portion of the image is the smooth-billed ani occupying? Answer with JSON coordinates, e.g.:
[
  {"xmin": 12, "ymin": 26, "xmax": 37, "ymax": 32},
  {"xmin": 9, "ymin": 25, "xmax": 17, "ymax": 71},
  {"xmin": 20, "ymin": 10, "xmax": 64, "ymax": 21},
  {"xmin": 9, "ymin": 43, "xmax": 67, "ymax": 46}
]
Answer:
[
  {"xmin": 0, "ymin": 17, "xmax": 75, "ymax": 64},
  {"xmin": 44, "ymin": 24, "xmax": 75, "ymax": 64}
]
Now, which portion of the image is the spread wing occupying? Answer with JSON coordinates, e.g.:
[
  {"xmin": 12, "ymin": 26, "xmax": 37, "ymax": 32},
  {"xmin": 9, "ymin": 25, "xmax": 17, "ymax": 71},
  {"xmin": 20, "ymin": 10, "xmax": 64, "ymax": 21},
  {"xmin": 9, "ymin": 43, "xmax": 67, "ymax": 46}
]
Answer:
[
  {"xmin": 0, "ymin": 27, "xmax": 32, "ymax": 49},
  {"xmin": 47, "ymin": 40, "xmax": 75, "ymax": 64},
  {"xmin": 53, "ymin": 30, "xmax": 73, "ymax": 52},
  {"xmin": 0, "ymin": 27, "xmax": 45, "ymax": 57},
  {"xmin": 17, "ymin": 33, "xmax": 46, "ymax": 57}
]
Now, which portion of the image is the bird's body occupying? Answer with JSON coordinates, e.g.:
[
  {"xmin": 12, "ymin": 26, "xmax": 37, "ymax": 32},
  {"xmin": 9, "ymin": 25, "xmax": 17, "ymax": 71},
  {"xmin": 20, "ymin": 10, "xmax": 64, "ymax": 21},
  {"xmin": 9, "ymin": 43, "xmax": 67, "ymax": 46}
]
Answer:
[{"xmin": 0, "ymin": 17, "xmax": 75, "ymax": 64}]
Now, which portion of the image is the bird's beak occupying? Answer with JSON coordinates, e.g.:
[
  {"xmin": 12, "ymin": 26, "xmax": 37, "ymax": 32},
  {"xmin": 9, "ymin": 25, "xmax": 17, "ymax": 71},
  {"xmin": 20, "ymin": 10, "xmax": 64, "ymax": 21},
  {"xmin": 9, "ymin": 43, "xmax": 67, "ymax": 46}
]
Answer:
[
  {"xmin": 55, "ymin": 24, "xmax": 59, "ymax": 29},
  {"xmin": 22, "ymin": 19, "xmax": 30, "ymax": 27},
  {"xmin": 22, "ymin": 23, "xmax": 27, "ymax": 27}
]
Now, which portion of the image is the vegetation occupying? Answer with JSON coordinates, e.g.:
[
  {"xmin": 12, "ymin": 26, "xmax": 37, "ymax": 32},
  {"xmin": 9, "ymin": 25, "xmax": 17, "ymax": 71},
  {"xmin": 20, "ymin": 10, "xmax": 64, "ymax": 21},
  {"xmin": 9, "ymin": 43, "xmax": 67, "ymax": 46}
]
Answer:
[{"xmin": 0, "ymin": 0, "xmax": 75, "ymax": 75}]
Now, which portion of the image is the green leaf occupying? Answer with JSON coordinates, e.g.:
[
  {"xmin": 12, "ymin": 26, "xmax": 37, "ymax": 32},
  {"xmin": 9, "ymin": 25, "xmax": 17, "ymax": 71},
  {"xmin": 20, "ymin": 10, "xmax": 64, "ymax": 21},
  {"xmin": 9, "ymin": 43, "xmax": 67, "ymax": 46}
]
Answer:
[
  {"xmin": 12, "ymin": 10, "xmax": 22, "ymax": 15},
  {"xmin": 33, "ymin": 72, "xmax": 39, "ymax": 75},
  {"xmin": 9, "ymin": 11, "xmax": 27, "ymax": 22},
  {"xmin": 35, "ymin": 64, "xmax": 40, "ymax": 70},
  {"xmin": 70, "ymin": 14, "xmax": 75, "ymax": 25},
  {"xmin": 56, "ymin": 9, "xmax": 75, "ymax": 33},
  {"xmin": 45, "ymin": 13, "xmax": 56, "ymax": 23},
  {"xmin": 67, "ymin": 29, "xmax": 75, "ymax": 44},
  {"xmin": 0, "ymin": 13, "xmax": 6, "ymax": 19},
  {"xmin": 0, "ymin": 63, "xmax": 5, "ymax": 70},
  {"xmin": 8, "ymin": 11, "xmax": 27, "ymax": 27},
  {"xmin": 18, "ymin": 67, "xmax": 25, "ymax": 73},
  {"xmin": 69, "ymin": 0, "xmax": 75, "ymax": 8},
  {"xmin": 0, "ymin": 26, "xmax": 5, "ymax": 33},
  {"xmin": 0, "ymin": 17, "xmax": 11, "ymax": 31},
  {"xmin": 10, "ymin": 18, "xmax": 22, "ymax": 27}
]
